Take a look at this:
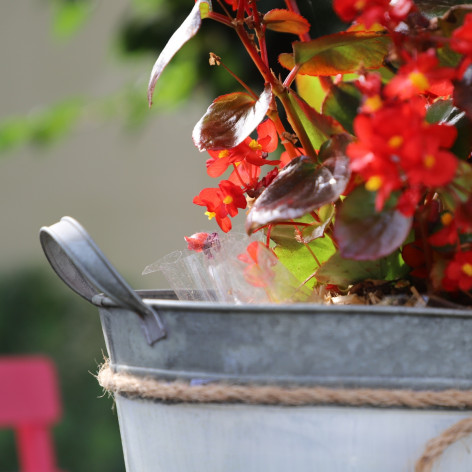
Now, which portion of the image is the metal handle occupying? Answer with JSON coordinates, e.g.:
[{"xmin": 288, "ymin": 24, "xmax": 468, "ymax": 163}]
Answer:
[{"xmin": 39, "ymin": 216, "xmax": 166, "ymax": 345}]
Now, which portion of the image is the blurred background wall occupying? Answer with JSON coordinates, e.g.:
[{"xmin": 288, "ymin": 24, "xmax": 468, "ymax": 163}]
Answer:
[
  {"xmin": 0, "ymin": 0, "xmax": 217, "ymax": 291},
  {"xmin": 0, "ymin": 1, "xmax": 341, "ymax": 470},
  {"xmin": 0, "ymin": 1, "xmax": 214, "ymax": 470}
]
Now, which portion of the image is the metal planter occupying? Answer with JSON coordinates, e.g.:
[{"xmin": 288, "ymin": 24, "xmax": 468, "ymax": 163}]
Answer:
[{"xmin": 40, "ymin": 217, "xmax": 472, "ymax": 472}]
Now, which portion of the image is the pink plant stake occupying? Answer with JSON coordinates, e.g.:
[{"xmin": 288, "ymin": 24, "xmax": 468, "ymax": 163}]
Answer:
[{"xmin": 148, "ymin": 0, "xmax": 472, "ymax": 305}]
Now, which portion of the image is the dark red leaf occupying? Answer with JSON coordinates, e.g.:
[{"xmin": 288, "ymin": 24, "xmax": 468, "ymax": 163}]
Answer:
[
  {"xmin": 192, "ymin": 86, "xmax": 272, "ymax": 151},
  {"xmin": 148, "ymin": 0, "xmax": 211, "ymax": 106},
  {"xmin": 334, "ymin": 187, "xmax": 412, "ymax": 261},
  {"xmin": 246, "ymin": 153, "xmax": 350, "ymax": 234},
  {"xmin": 263, "ymin": 9, "xmax": 310, "ymax": 35}
]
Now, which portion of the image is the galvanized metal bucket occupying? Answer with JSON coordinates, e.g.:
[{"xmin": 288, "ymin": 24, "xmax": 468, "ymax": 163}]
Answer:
[{"xmin": 40, "ymin": 217, "xmax": 472, "ymax": 472}]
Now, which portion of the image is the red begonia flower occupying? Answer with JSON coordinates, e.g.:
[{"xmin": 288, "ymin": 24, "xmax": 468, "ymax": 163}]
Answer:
[
  {"xmin": 238, "ymin": 241, "xmax": 277, "ymax": 287},
  {"xmin": 443, "ymin": 250, "xmax": 472, "ymax": 291},
  {"xmin": 384, "ymin": 50, "xmax": 455, "ymax": 100},
  {"xmin": 451, "ymin": 13, "xmax": 472, "ymax": 58},
  {"xmin": 333, "ymin": 0, "xmax": 414, "ymax": 28},
  {"xmin": 402, "ymin": 241, "xmax": 428, "ymax": 278},
  {"xmin": 193, "ymin": 180, "xmax": 247, "ymax": 232},
  {"xmin": 184, "ymin": 232, "xmax": 219, "ymax": 252},
  {"xmin": 348, "ymin": 98, "xmax": 458, "ymax": 212},
  {"xmin": 429, "ymin": 212, "xmax": 458, "ymax": 247},
  {"xmin": 206, "ymin": 119, "xmax": 279, "ymax": 179}
]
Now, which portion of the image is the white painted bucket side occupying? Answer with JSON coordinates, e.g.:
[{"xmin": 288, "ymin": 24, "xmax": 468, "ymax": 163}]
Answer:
[{"xmin": 115, "ymin": 395, "xmax": 472, "ymax": 472}]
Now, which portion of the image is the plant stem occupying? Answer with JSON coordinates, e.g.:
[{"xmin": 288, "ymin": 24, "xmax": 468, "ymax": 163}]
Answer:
[
  {"xmin": 233, "ymin": 0, "xmax": 316, "ymax": 160},
  {"xmin": 252, "ymin": 221, "xmax": 312, "ymax": 233},
  {"xmin": 283, "ymin": 64, "xmax": 301, "ymax": 89},
  {"xmin": 293, "ymin": 222, "xmax": 322, "ymax": 266},
  {"xmin": 216, "ymin": 0, "xmax": 233, "ymax": 19},
  {"xmin": 232, "ymin": 164, "xmax": 248, "ymax": 188},
  {"xmin": 208, "ymin": 11, "xmax": 234, "ymax": 27},
  {"xmin": 266, "ymin": 225, "xmax": 272, "ymax": 247},
  {"xmin": 284, "ymin": 0, "xmax": 311, "ymax": 42},
  {"xmin": 276, "ymin": 89, "xmax": 317, "ymax": 159},
  {"xmin": 234, "ymin": 22, "xmax": 273, "ymax": 85},
  {"xmin": 216, "ymin": 57, "xmax": 258, "ymax": 98},
  {"xmin": 248, "ymin": 0, "xmax": 269, "ymax": 67},
  {"xmin": 267, "ymin": 108, "xmax": 299, "ymax": 160}
]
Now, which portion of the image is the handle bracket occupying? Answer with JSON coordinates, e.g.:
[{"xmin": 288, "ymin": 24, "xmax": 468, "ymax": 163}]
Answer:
[{"xmin": 39, "ymin": 217, "xmax": 166, "ymax": 345}]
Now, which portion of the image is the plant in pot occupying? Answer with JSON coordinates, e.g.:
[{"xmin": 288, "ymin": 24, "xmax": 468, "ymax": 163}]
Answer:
[
  {"xmin": 144, "ymin": 0, "xmax": 472, "ymax": 308},
  {"xmin": 39, "ymin": 0, "xmax": 472, "ymax": 471}
]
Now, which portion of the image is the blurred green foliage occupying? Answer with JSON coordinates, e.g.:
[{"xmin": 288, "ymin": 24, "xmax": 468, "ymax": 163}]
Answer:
[
  {"xmin": 51, "ymin": 0, "xmax": 93, "ymax": 39},
  {"xmin": 0, "ymin": 267, "xmax": 125, "ymax": 472},
  {"xmin": 0, "ymin": 0, "xmax": 343, "ymax": 154}
]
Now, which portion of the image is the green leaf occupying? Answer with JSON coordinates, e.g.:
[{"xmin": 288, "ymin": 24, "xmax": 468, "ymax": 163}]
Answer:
[
  {"xmin": 322, "ymin": 82, "xmax": 361, "ymax": 135},
  {"xmin": 147, "ymin": 0, "xmax": 211, "ymax": 106},
  {"xmin": 192, "ymin": 86, "xmax": 272, "ymax": 151},
  {"xmin": 246, "ymin": 150, "xmax": 350, "ymax": 234},
  {"xmin": 297, "ymin": 204, "xmax": 335, "ymax": 243},
  {"xmin": 295, "ymin": 75, "xmax": 327, "ymax": 112},
  {"xmin": 417, "ymin": 0, "xmax": 472, "ymax": 18},
  {"xmin": 279, "ymin": 31, "xmax": 390, "ymax": 76},
  {"xmin": 334, "ymin": 187, "xmax": 413, "ymax": 260},
  {"xmin": 315, "ymin": 250, "xmax": 408, "ymax": 287},
  {"xmin": 286, "ymin": 90, "xmax": 346, "ymax": 150},
  {"xmin": 274, "ymin": 235, "xmax": 336, "ymax": 288},
  {"xmin": 441, "ymin": 161, "xmax": 472, "ymax": 207},
  {"xmin": 426, "ymin": 98, "xmax": 472, "ymax": 160},
  {"xmin": 437, "ymin": 4, "xmax": 472, "ymax": 34},
  {"xmin": 263, "ymin": 9, "xmax": 310, "ymax": 35},
  {"xmin": 454, "ymin": 65, "xmax": 472, "ymax": 121},
  {"xmin": 268, "ymin": 214, "xmax": 314, "ymax": 250}
]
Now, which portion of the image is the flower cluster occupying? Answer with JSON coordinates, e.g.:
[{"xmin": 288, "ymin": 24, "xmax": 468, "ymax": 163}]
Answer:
[{"xmin": 149, "ymin": 0, "xmax": 472, "ymax": 302}]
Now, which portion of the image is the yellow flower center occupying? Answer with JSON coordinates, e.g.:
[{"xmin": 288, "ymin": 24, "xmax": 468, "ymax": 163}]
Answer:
[
  {"xmin": 424, "ymin": 154, "xmax": 435, "ymax": 168},
  {"xmin": 462, "ymin": 263, "xmax": 472, "ymax": 277},
  {"xmin": 388, "ymin": 135, "xmax": 403, "ymax": 148},
  {"xmin": 218, "ymin": 150, "xmax": 230, "ymax": 159},
  {"xmin": 249, "ymin": 139, "xmax": 262, "ymax": 151},
  {"xmin": 364, "ymin": 95, "xmax": 382, "ymax": 112},
  {"xmin": 409, "ymin": 71, "xmax": 430, "ymax": 91},
  {"xmin": 365, "ymin": 176, "xmax": 383, "ymax": 192},
  {"xmin": 355, "ymin": 0, "xmax": 366, "ymax": 11},
  {"xmin": 441, "ymin": 212, "xmax": 453, "ymax": 226},
  {"xmin": 223, "ymin": 195, "xmax": 233, "ymax": 205},
  {"xmin": 205, "ymin": 211, "xmax": 216, "ymax": 220}
]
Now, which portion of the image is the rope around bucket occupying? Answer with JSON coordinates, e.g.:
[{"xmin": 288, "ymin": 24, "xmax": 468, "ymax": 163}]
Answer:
[{"xmin": 98, "ymin": 361, "xmax": 472, "ymax": 472}]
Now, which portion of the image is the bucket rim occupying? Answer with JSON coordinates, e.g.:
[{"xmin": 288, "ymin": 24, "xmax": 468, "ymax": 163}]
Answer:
[{"xmin": 92, "ymin": 289, "xmax": 472, "ymax": 319}]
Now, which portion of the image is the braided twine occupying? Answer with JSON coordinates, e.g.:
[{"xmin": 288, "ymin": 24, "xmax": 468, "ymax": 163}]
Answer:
[{"xmin": 98, "ymin": 361, "xmax": 472, "ymax": 472}]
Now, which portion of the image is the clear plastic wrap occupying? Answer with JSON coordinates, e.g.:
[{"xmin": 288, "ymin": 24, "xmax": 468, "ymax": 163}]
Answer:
[{"xmin": 143, "ymin": 232, "xmax": 315, "ymax": 304}]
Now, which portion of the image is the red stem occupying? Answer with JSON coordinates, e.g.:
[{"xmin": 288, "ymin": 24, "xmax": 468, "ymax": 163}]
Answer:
[
  {"xmin": 266, "ymin": 225, "xmax": 272, "ymax": 247},
  {"xmin": 283, "ymin": 64, "xmax": 301, "ymax": 88},
  {"xmin": 284, "ymin": 0, "xmax": 311, "ymax": 42},
  {"xmin": 219, "ymin": 60, "xmax": 258, "ymax": 98},
  {"xmin": 208, "ymin": 11, "xmax": 234, "ymax": 27},
  {"xmin": 232, "ymin": 164, "xmax": 248, "ymax": 188},
  {"xmin": 267, "ymin": 109, "xmax": 299, "ymax": 160},
  {"xmin": 235, "ymin": 23, "xmax": 273, "ymax": 85},
  {"xmin": 252, "ymin": 221, "xmax": 312, "ymax": 233}
]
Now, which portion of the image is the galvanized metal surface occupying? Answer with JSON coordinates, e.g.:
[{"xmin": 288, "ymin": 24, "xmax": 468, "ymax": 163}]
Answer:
[
  {"xmin": 40, "ymin": 217, "xmax": 472, "ymax": 472},
  {"xmin": 39, "ymin": 216, "xmax": 165, "ymax": 343},
  {"xmin": 96, "ymin": 291, "xmax": 472, "ymax": 390}
]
